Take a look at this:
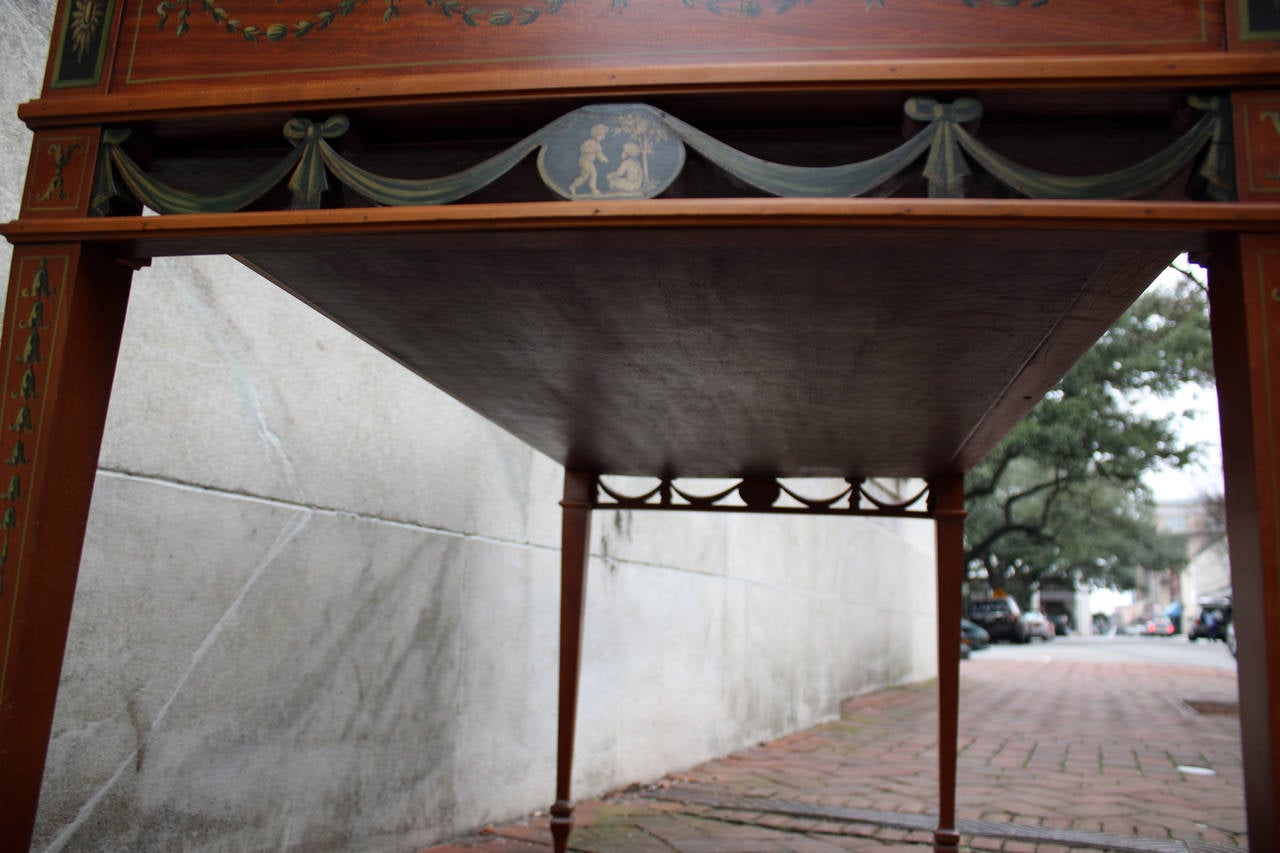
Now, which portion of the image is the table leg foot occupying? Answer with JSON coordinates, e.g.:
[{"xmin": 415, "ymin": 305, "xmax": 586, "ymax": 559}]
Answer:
[{"xmin": 550, "ymin": 800, "xmax": 573, "ymax": 853}]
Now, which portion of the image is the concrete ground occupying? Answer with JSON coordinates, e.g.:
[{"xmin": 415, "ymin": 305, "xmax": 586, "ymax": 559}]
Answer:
[{"xmin": 423, "ymin": 646, "xmax": 1245, "ymax": 853}]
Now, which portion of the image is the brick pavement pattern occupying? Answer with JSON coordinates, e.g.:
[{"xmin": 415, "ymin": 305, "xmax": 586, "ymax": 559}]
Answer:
[{"xmin": 424, "ymin": 657, "xmax": 1245, "ymax": 852}]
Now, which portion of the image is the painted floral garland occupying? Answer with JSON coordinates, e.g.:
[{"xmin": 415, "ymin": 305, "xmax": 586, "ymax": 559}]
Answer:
[{"xmin": 156, "ymin": 0, "xmax": 1048, "ymax": 41}]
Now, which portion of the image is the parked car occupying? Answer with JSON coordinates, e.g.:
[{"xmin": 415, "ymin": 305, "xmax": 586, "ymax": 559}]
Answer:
[
  {"xmin": 1023, "ymin": 609, "xmax": 1055, "ymax": 641},
  {"xmin": 961, "ymin": 618, "xmax": 991, "ymax": 652},
  {"xmin": 1049, "ymin": 613, "xmax": 1071, "ymax": 636},
  {"xmin": 1188, "ymin": 595, "xmax": 1233, "ymax": 643},
  {"xmin": 967, "ymin": 597, "xmax": 1029, "ymax": 643},
  {"xmin": 1142, "ymin": 615, "xmax": 1176, "ymax": 636}
]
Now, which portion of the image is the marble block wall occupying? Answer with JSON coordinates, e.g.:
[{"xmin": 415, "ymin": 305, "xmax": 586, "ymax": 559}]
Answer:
[{"xmin": 1, "ymin": 1, "xmax": 939, "ymax": 849}]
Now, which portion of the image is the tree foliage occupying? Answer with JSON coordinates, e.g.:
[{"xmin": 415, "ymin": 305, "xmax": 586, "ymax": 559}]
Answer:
[{"xmin": 964, "ymin": 263, "xmax": 1214, "ymax": 603}]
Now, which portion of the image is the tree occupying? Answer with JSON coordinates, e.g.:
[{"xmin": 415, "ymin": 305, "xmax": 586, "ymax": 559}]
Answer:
[
  {"xmin": 964, "ymin": 261, "xmax": 1214, "ymax": 605},
  {"xmin": 613, "ymin": 111, "xmax": 671, "ymax": 193}
]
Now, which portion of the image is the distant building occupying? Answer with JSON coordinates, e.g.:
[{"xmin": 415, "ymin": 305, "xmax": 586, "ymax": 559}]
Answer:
[
  {"xmin": 1121, "ymin": 497, "xmax": 1230, "ymax": 632},
  {"xmin": 1155, "ymin": 497, "xmax": 1221, "ymax": 558}
]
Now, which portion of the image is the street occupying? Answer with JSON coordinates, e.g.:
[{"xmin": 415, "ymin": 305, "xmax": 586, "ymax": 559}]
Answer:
[{"xmin": 976, "ymin": 631, "xmax": 1239, "ymax": 670}]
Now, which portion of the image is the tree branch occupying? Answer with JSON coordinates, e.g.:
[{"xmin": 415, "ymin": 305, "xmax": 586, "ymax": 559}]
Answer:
[
  {"xmin": 964, "ymin": 521, "xmax": 1055, "ymax": 566},
  {"xmin": 964, "ymin": 447, "xmax": 1016, "ymax": 501},
  {"xmin": 1002, "ymin": 474, "xmax": 1069, "ymax": 520},
  {"xmin": 1170, "ymin": 260, "xmax": 1208, "ymax": 295}
]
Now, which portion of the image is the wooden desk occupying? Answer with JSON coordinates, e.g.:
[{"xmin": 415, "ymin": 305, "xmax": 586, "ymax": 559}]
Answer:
[{"xmin": 3, "ymin": 0, "xmax": 1280, "ymax": 849}]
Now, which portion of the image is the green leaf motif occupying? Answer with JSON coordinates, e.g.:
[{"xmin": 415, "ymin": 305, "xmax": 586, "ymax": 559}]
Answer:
[
  {"xmin": 69, "ymin": 0, "xmax": 106, "ymax": 61},
  {"xmin": 683, "ymin": 0, "xmax": 827, "ymax": 16}
]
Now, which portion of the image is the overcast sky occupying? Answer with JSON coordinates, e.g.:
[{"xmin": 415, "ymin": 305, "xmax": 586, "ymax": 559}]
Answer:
[{"xmin": 1136, "ymin": 259, "xmax": 1224, "ymax": 504}]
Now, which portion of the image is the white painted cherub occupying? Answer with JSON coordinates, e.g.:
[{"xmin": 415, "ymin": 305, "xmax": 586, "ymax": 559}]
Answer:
[
  {"xmin": 569, "ymin": 124, "xmax": 609, "ymax": 196},
  {"xmin": 606, "ymin": 142, "xmax": 644, "ymax": 193}
]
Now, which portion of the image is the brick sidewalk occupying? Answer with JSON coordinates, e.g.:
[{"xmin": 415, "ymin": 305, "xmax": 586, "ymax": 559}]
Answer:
[{"xmin": 424, "ymin": 656, "xmax": 1245, "ymax": 852}]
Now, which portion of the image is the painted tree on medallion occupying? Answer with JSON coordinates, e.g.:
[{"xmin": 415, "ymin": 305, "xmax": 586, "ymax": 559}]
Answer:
[{"xmin": 613, "ymin": 112, "xmax": 672, "ymax": 195}]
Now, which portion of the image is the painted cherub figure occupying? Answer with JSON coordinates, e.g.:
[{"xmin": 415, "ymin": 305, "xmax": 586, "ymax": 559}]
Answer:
[
  {"xmin": 606, "ymin": 142, "xmax": 644, "ymax": 194},
  {"xmin": 569, "ymin": 124, "xmax": 609, "ymax": 196}
]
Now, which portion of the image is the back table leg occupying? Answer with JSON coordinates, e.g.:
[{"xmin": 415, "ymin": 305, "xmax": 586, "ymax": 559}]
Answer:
[
  {"xmin": 550, "ymin": 470, "xmax": 594, "ymax": 853},
  {"xmin": 932, "ymin": 475, "xmax": 966, "ymax": 853}
]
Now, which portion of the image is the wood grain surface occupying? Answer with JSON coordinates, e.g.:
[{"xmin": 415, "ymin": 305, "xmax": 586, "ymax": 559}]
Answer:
[{"xmin": 114, "ymin": 0, "xmax": 1222, "ymax": 90}]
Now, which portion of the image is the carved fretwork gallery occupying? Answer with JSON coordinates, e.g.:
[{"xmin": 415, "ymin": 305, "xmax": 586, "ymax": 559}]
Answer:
[{"xmin": 594, "ymin": 475, "xmax": 933, "ymax": 517}]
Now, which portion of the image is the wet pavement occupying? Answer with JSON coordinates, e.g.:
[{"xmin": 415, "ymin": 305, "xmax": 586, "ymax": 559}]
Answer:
[{"xmin": 423, "ymin": 644, "xmax": 1245, "ymax": 852}]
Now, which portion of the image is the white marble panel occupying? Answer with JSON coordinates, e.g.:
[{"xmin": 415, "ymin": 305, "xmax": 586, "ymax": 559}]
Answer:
[
  {"xmin": 97, "ymin": 258, "xmax": 553, "ymax": 544},
  {"xmin": 36, "ymin": 474, "xmax": 468, "ymax": 852},
  {"xmin": 453, "ymin": 539, "xmax": 560, "ymax": 829},
  {"xmin": 582, "ymin": 557, "xmax": 735, "ymax": 789}
]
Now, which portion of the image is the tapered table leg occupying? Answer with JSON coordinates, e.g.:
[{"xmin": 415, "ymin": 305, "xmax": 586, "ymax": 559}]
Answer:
[
  {"xmin": 931, "ymin": 475, "xmax": 965, "ymax": 853},
  {"xmin": 0, "ymin": 244, "xmax": 133, "ymax": 848},
  {"xmin": 551, "ymin": 470, "xmax": 593, "ymax": 853}
]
